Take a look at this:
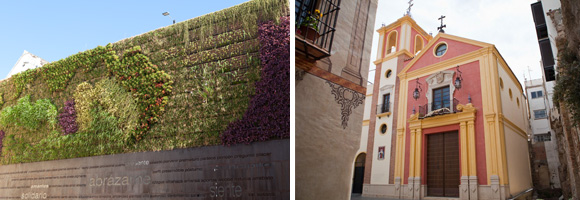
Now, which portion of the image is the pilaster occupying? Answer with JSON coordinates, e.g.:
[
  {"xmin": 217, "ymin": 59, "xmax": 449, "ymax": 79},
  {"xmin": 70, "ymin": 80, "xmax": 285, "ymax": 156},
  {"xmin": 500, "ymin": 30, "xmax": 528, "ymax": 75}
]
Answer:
[
  {"xmin": 490, "ymin": 175, "xmax": 501, "ymax": 200},
  {"xmin": 469, "ymin": 176, "xmax": 479, "ymax": 200},
  {"xmin": 413, "ymin": 177, "xmax": 421, "ymax": 199},
  {"xmin": 460, "ymin": 176, "xmax": 469, "ymax": 200},
  {"xmin": 395, "ymin": 177, "xmax": 402, "ymax": 198},
  {"xmin": 407, "ymin": 177, "xmax": 415, "ymax": 199}
]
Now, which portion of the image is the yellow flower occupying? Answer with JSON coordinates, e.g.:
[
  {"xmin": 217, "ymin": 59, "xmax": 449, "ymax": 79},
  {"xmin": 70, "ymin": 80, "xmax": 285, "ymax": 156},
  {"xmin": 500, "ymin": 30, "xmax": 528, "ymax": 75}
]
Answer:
[{"xmin": 314, "ymin": 9, "xmax": 322, "ymax": 19}]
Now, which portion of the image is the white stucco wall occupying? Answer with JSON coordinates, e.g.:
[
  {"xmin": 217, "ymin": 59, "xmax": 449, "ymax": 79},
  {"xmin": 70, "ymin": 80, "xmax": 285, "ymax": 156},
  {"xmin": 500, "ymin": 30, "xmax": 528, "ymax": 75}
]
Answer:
[
  {"xmin": 498, "ymin": 61, "xmax": 527, "ymax": 128},
  {"xmin": 5, "ymin": 50, "xmax": 48, "ymax": 79},
  {"xmin": 504, "ymin": 127, "xmax": 533, "ymax": 195},
  {"xmin": 497, "ymin": 60, "xmax": 533, "ymax": 194},
  {"xmin": 369, "ymin": 55, "xmax": 398, "ymax": 184}
]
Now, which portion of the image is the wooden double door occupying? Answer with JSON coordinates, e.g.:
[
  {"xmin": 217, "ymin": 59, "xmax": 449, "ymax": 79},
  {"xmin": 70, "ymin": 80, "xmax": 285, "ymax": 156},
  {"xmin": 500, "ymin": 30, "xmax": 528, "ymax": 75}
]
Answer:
[{"xmin": 426, "ymin": 131, "xmax": 460, "ymax": 197}]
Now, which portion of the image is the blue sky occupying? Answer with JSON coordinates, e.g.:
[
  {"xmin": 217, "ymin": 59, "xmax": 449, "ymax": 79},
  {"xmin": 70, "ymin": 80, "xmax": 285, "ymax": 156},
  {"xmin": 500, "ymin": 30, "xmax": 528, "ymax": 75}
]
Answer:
[{"xmin": 0, "ymin": 0, "xmax": 249, "ymax": 78}]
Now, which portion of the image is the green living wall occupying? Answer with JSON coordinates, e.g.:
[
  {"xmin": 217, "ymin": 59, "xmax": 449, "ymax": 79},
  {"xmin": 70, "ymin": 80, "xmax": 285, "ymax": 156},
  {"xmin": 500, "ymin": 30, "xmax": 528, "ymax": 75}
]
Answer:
[{"xmin": 0, "ymin": 0, "xmax": 289, "ymax": 164}]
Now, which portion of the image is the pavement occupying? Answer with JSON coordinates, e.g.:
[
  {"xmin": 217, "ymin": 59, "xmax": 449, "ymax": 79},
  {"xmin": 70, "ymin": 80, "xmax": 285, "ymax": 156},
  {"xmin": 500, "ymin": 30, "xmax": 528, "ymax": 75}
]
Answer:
[{"xmin": 351, "ymin": 193, "xmax": 403, "ymax": 200}]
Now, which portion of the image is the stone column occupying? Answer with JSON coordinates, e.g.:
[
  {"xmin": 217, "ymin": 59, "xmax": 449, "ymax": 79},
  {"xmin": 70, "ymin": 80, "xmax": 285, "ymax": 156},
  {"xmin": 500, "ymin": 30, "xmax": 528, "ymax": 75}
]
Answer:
[
  {"xmin": 460, "ymin": 121, "xmax": 469, "ymax": 200},
  {"xmin": 467, "ymin": 120, "xmax": 478, "ymax": 200}
]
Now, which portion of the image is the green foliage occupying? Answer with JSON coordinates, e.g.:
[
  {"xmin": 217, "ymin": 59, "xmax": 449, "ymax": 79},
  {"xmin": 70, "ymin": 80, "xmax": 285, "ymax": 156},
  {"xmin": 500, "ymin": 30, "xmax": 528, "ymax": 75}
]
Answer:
[
  {"xmin": 0, "ymin": 0, "xmax": 288, "ymax": 164},
  {"xmin": 553, "ymin": 46, "xmax": 580, "ymax": 124},
  {"xmin": 41, "ymin": 46, "xmax": 110, "ymax": 92},
  {"xmin": 8, "ymin": 106, "xmax": 125, "ymax": 163},
  {"xmin": 0, "ymin": 93, "xmax": 4, "ymax": 108},
  {"xmin": 0, "ymin": 96, "xmax": 57, "ymax": 130},
  {"xmin": 72, "ymin": 79, "xmax": 139, "ymax": 142},
  {"xmin": 12, "ymin": 68, "xmax": 39, "ymax": 98},
  {"xmin": 112, "ymin": 46, "xmax": 173, "ymax": 142},
  {"xmin": 73, "ymin": 82, "xmax": 98, "ymax": 132},
  {"xmin": 94, "ymin": 78, "xmax": 139, "ymax": 139}
]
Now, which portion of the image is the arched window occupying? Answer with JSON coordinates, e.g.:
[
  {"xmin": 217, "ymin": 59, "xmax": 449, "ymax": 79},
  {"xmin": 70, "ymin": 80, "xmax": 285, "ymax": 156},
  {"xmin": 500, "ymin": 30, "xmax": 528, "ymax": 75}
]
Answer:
[
  {"xmin": 414, "ymin": 35, "xmax": 423, "ymax": 55},
  {"xmin": 386, "ymin": 31, "xmax": 398, "ymax": 54}
]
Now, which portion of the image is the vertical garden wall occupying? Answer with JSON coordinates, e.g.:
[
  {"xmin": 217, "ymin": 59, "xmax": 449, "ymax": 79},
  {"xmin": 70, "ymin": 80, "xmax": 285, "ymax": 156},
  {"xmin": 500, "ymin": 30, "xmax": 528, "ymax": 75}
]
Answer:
[{"xmin": 0, "ymin": 0, "xmax": 289, "ymax": 165}]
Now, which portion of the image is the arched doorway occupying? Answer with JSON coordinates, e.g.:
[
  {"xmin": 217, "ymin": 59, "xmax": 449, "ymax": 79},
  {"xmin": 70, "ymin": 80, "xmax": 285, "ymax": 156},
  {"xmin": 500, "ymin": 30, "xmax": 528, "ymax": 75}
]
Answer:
[{"xmin": 352, "ymin": 153, "xmax": 366, "ymax": 194}]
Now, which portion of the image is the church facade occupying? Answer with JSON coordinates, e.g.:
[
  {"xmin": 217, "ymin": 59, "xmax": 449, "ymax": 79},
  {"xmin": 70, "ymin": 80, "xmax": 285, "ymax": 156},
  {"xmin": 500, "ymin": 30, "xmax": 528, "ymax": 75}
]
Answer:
[{"xmin": 359, "ymin": 15, "xmax": 533, "ymax": 200}]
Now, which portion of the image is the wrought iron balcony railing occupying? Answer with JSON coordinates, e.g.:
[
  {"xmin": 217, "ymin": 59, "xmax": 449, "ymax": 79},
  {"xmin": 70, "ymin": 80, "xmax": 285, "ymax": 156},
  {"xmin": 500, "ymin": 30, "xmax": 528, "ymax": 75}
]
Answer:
[
  {"xmin": 418, "ymin": 98, "xmax": 460, "ymax": 118},
  {"xmin": 377, "ymin": 102, "xmax": 391, "ymax": 114},
  {"xmin": 295, "ymin": 0, "xmax": 341, "ymax": 60}
]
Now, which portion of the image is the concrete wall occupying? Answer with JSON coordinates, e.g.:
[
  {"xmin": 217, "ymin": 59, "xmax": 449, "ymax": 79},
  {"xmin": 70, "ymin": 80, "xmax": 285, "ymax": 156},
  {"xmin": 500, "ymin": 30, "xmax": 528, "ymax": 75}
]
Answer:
[{"xmin": 0, "ymin": 139, "xmax": 289, "ymax": 198}]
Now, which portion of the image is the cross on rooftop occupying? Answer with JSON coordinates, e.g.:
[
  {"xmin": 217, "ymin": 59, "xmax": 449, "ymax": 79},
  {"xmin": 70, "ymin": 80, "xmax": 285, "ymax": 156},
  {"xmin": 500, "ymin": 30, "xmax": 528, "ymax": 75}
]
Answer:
[
  {"xmin": 437, "ymin": 15, "xmax": 446, "ymax": 33},
  {"xmin": 406, "ymin": 0, "xmax": 414, "ymax": 16}
]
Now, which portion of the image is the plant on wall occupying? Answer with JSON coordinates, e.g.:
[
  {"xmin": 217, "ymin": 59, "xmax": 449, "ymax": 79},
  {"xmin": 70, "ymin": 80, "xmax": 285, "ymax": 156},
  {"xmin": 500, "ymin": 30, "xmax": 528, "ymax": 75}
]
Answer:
[
  {"xmin": 73, "ymin": 82, "xmax": 98, "ymax": 132},
  {"xmin": 554, "ymin": 46, "xmax": 580, "ymax": 124},
  {"xmin": 11, "ymin": 68, "xmax": 39, "ymax": 98},
  {"xmin": 0, "ymin": 130, "xmax": 4, "ymax": 156},
  {"xmin": 106, "ymin": 46, "xmax": 173, "ymax": 142},
  {"xmin": 0, "ymin": 95, "xmax": 57, "ymax": 130},
  {"xmin": 94, "ymin": 78, "xmax": 139, "ymax": 138},
  {"xmin": 221, "ymin": 16, "xmax": 290, "ymax": 145},
  {"xmin": 58, "ymin": 100, "xmax": 78, "ymax": 135},
  {"xmin": 0, "ymin": 0, "xmax": 289, "ymax": 164}
]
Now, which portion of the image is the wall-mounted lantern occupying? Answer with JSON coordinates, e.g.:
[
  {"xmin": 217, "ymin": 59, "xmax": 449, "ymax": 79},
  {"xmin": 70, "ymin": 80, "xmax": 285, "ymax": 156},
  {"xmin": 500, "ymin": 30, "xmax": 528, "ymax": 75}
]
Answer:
[
  {"xmin": 454, "ymin": 65, "xmax": 463, "ymax": 89},
  {"xmin": 413, "ymin": 78, "xmax": 422, "ymax": 100}
]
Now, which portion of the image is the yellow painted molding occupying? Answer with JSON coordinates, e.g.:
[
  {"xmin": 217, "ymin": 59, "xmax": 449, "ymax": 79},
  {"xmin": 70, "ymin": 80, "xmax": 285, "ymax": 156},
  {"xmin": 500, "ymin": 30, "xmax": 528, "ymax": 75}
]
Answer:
[
  {"xmin": 399, "ymin": 47, "xmax": 489, "ymax": 80},
  {"xmin": 432, "ymin": 41, "xmax": 449, "ymax": 58},
  {"xmin": 366, "ymin": 93, "xmax": 373, "ymax": 97},
  {"xmin": 377, "ymin": 112, "xmax": 391, "ymax": 118},
  {"xmin": 460, "ymin": 121, "xmax": 468, "ymax": 176},
  {"xmin": 399, "ymin": 33, "xmax": 493, "ymax": 76},
  {"xmin": 406, "ymin": 104, "xmax": 477, "ymax": 180},
  {"xmin": 467, "ymin": 120, "xmax": 477, "ymax": 176},
  {"xmin": 414, "ymin": 35, "xmax": 424, "ymax": 54},
  {"xmin": 409, "ymin": 128, "xmax": 416, "ymax": 177},
  {"xmin": 377, "ymin": 15, "xmax": 433, "ymax": 41},
  {"xmin": 408, "ymin": 108, "xmax": 476, "ymax": 130},
  {"xmin": 373, "ymin": 49, "xmax": 414, "ymax": 65},
  {"xmin": 498, "ymin": 114, "xmax": 527, "ymax": 139},
  {"xmin": 414, "ymin": 128, "xmax": 422, "ymax": 176},
  {"xmin": 362, "ymin": 120, "xmax": 370, "ymax": 126},
  {"xmin": 397, "ymin": 128, "xmax": 405, "ymax": 136}
]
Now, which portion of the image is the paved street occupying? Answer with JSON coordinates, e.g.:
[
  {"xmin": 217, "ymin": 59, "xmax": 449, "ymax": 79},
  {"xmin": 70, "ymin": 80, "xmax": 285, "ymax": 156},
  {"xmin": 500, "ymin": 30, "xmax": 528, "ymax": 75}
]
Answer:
[{"xmin": 351, "ymin": 193, "xmax": 403, "ymax": 200}]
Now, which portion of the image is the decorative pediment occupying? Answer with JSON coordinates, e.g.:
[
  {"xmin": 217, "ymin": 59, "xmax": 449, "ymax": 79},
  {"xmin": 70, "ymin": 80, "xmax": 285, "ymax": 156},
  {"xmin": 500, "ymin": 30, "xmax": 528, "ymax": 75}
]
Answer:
[{"xmin": 425, "ymin": 70, "xmax": 456, "ymax": 113}]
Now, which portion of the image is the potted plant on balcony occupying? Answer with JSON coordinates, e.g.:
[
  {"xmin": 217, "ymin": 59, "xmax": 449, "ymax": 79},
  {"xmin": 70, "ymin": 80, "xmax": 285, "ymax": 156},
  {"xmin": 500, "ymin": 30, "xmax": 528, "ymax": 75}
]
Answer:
[{"xmin": 297, "ymin": 9, "xmax": 322, "ymax": 42}]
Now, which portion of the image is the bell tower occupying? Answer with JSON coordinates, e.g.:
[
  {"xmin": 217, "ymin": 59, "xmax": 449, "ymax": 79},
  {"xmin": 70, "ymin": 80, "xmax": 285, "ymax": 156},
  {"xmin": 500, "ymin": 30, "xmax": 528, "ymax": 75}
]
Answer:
[{"xmin": 363, "ymin": 14, "xmax": 432, "ymax": 199}]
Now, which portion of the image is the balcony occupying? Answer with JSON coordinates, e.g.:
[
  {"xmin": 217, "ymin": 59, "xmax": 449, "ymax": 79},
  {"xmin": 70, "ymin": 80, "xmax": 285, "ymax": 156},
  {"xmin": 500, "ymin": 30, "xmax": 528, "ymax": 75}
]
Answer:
[
  {"xmin": 376, "ymin": 102, "xmax": 391, "ymax": 118},
  {"xmin": 295, "ymin": 0, "xmax": 341, "ymax": 60},
  {"xmin": 418, "ymin": 98, "xmax": 460, "ymax": 119}
]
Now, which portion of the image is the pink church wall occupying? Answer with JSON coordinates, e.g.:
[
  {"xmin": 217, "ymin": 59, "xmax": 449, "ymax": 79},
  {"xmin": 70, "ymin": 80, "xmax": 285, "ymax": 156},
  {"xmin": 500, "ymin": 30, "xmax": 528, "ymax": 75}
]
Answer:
[
  {"xmin": 406, "ymin": 37, "xmax": 482, "ymax": 73},
  {"xmin": 403, "ymin": 60, "xmax": 487, "ymax": 185}
]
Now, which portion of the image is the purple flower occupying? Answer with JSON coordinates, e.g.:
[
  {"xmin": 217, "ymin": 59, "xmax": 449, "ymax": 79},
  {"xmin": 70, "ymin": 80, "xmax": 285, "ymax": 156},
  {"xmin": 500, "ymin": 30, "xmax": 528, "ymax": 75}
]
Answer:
[
  {"xmin": 221, "ymin": 16, "xmax": 290, "ymax": 145},
  {"xmin": 59, "ymin": 99, "xmax": 79, "ymax": 135}
]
